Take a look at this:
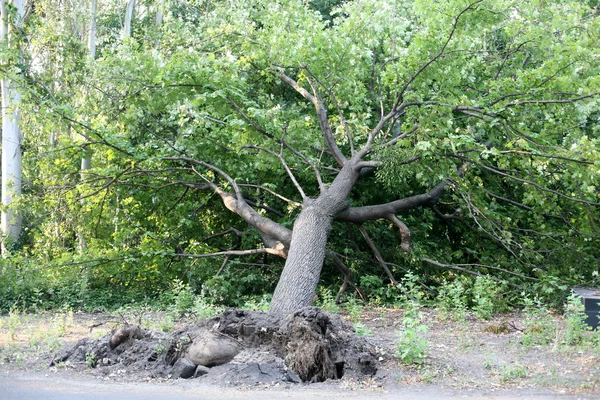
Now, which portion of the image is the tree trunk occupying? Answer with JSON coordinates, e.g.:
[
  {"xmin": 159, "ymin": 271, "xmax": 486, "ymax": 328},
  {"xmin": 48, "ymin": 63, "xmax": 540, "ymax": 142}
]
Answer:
[
  {"xmin": 155, "ymin": 0, "xmax": 164, "ymax": 25},
  {"xmin": 123, "ymin": 0, "xmax": 136, "ymax": 39},
  {"xmin": 268, "ymin": 202, "xmax": 334, "ymax": 314},
  {"xmin": 1, "ymin": 0, "xmax": 24, "ymax": 253},
  {"xmin": 269, "ymin": 162, "xmax": 360, "ymax": 314}
]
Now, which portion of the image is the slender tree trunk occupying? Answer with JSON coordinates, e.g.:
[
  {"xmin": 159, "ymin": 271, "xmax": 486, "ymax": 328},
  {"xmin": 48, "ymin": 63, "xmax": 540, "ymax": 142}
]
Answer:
[
  {"xmin": 1, "ymin": 0, "xmax": 24, "ymax": 253},
  {"xmin": 155, "ymin": 0, "xmax": 164, "ymax": 25},
  {"xmin": 88, "ymin": 0, "xmax": 97, "ymax": 59},
  {"xmin": 81, "ymin": 0, "xmax": 97, "ymax": 174},
  {"xmin": 78, "ymin": 0, "xmax": 97, "ymax": 251},
  {"xmin": 123, "ymin": 0, "xmax": 136, "ymax": 39}
]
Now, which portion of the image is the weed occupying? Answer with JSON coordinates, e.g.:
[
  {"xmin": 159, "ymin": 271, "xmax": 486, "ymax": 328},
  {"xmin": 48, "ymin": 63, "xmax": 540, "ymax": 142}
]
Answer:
[
  {"xmin": 54, "ymin": 309, "xmax": 74, "ymax": 336},
  {"xmin": 85, "ymin": 352, "xmax": 97, "ymax": 368},
  {"xmin": 436, "ymin": 280, "xmax": 468, "ymax": 322},
  {"xmin": 171, "ymin": 279, "xmax": 195, "ymax": 316},
  {"xmin": 158, "ymin": 314, "xmax": 175, "ymax": 333},
  {"xmin": 562, "ymin": 293, "xmax": 589, "ymax": 345},
  {"xmin": 193, "ymin": 293, "xmax": 224, "ymax": 319},
  {"xmin": 395, "ymin": 273, "xmax": 429, "ymax": 365},
  {"xmin": 6, "ymin": 307, "xmax": 22, "ymax": 341},
  {"xmin": 500, "ymin": 364, "xmax": 527, "ymax": 382},
  {"xmin": 317, "ymin": 287, "xmax": 340, "ymax": 313},
  {"xmin": 154, "ymin": 343, "xmax": 166, "ymax": 355},
  {"xmin": 419, "ymin": 366, "xmax": 439, "ymax": 383},
  {"xmin": 353, "ymin": 322, "xmax": 373, "ymax": 337},
  {"xmin": 241, "ymin": 294, "xmax": 271, "ymax": 312},
  {"xmin": 521, "ymin": 295, "xmax": 556, "ymax": 346},
  {"xmin": 345, "ymin": 297, "xmax": 364, "ymax": 324},
  {"xmin": 473, "ymin": 276, "xmax": 505, "ymax": 320}
]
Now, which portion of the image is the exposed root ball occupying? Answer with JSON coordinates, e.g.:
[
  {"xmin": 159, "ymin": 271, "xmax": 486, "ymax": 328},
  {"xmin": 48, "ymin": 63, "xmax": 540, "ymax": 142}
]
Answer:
[
  {"xmin": 280, "ymin": 311, "xmax": 336, "ymax": 382},
  {"xmin": 53, "ymin": 307, "xmax": 378, "ymax": 385}
]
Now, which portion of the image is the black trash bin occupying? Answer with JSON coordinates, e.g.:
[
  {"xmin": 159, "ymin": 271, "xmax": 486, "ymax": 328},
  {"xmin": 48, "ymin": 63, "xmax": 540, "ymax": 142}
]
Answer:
[{"xmin": 572, "ymin": 287, "xmax": 600, "ymax": 330}]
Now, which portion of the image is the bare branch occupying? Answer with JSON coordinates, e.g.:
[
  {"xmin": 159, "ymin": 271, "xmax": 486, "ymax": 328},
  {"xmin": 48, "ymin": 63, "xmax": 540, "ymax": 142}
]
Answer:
[
  {"xmin": 239, "ymin": 184, "xmax": 302, "ymax": 207},
  {"xmin": 278, "ymin": 70, "xmax": 347, "ymax": 166},
  {"xmin": 201, "ymin": 228, "xmax": 243, "ymax": 251},
  {"xmin": 174, "ymin": 247, "xmax": 286, "ymax": 259},
  {"xmin": 502, "ymin": 92, "xmax": 600, "ymax": 108},
  {"xmin": 215, "ymin": 255, "xmax": 231, "ymax": 276},
  {"xmin": 244, "ymin": 145, "xmax": 307, "ymax": 200},
  {"xmin": 358, "ymin": 225, "xmax": 398, "ymax": 286},
  {"xmin": 422, "ymin": 258, "xmax": 531, "ymax": 287}
]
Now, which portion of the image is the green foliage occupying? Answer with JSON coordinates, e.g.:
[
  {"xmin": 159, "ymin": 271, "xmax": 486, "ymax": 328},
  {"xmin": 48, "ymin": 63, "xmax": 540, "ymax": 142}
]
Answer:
[
  {"xmin": 562, "ymin": 293, "xmax": 595, "ymax": 346},
  {"xmin": 521, "ymin": 295, "xmax": 557, "ymax": 347},
  {"xmin": 0, "ymin": 0, "xmax": 598, "ymax": 312},
  {"xmin": 395, "ymin": 273, "xmax": 429, "ymax": 364},
  {"xmin": 500, "ymin": 364, "xmax": 527, "ymax": 382},
  {"xmin": 315, "ymin": 287, "xmax": 340, "ymax": 313},
  {"xmin": 436, "ymin": 279, "xmax": 469, "ymax": 321},
  {"xmin": 85, "ymin": 352, "xmax": 97, "ymax": 369}
]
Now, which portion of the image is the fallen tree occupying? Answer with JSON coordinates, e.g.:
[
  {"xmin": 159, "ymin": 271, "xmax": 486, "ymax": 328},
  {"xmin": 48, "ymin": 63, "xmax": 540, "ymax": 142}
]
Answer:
[{"xmin": 10, "ymin": 0, "xmax": 599, "ymax": 312}]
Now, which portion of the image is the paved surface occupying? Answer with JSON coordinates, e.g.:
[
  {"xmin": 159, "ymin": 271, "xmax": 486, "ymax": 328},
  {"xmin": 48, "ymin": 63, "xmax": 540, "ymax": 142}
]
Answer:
[{"xmin": 0, "ymin": 372, "xmax": 596, "ymax": 400}]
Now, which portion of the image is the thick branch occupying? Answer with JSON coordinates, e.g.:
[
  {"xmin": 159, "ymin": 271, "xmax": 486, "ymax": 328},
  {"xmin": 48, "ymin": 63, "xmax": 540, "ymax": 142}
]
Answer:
[
  {"xmin": 337, "ymin": 180, "xmax": 449, "ymax": 223},
  {"xmin": 166, "ymin": 157, "xmax": 293, "ymax": 246}
]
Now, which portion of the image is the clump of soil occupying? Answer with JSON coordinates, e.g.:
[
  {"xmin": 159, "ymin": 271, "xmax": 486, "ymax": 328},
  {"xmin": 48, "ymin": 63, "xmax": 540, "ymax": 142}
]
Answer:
[{"xmin": 51, "ymin": 307, "xmax": 378, "ymax": 385}]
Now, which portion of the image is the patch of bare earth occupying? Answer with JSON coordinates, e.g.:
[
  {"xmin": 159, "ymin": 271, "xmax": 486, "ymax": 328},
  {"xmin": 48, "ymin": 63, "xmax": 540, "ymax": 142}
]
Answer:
[
  {"xmin": 0, "ymin": 307, "xmax": 598, "ymax": 397},
  {"xmin": 359, "ymin": 308, "xmax": 599, "ymax": 395}
]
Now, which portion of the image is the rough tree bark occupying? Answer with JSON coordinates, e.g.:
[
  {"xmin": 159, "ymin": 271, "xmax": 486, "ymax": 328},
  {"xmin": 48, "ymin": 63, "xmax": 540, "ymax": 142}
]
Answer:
[{"xmin": 269, "ymin": 163, "xmax": 359, "ymax": 313}]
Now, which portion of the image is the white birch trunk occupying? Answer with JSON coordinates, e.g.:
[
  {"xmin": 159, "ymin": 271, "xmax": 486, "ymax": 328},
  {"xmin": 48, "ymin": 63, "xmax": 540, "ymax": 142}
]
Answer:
[
  {"xmin": 1, "ymin": 0, "xmax": 24, "ymax": 251},
  {"xmin": 123, "ymin": 0, "xmax": 136, "ymax": 39},
  {"xmin": 88, "ymin": 0, "xmax": 97, "ymax": 60},
  {"xmin": 78, "ymin": 0, "xmax": 98, "ymax": 251},
  {"xmin": 155, "ymin": 0, "xmax": 164, "ymax": 25},
  {"xmin": 81, "ymin": 0, "xmax": 97, "ymax": 176}
]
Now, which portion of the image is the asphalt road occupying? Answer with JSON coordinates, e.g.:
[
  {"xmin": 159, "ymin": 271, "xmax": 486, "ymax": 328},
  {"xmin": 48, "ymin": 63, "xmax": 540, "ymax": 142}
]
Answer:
[{"xmin": 0, "ymin": 372, "xmax": 596, "ymax": 400}]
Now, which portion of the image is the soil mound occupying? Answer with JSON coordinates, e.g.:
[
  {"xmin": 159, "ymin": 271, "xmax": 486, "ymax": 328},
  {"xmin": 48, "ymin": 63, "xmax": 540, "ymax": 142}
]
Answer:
[{"xmin": 51, "ymin": 307, "xmax": 378, "ymax": 385}]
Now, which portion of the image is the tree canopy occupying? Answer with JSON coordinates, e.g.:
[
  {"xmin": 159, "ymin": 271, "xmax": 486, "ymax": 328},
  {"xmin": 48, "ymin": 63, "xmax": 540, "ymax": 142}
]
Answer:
[{"xmin": 1, "ymin": 0, "xmax": 599, "ymax": 311}]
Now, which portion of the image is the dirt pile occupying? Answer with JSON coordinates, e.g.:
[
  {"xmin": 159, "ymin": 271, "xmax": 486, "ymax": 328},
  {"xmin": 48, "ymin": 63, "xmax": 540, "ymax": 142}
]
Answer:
[{"xmin": 51, "ymin": 307, "xmax": 378, "ymax": 385}]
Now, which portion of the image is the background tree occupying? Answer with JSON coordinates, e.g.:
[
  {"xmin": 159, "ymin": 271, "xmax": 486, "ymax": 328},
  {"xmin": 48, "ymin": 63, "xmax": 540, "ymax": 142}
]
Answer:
[{"xmin": 1, "ymin": 0, "xmax": 25, "ymax": 253}]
